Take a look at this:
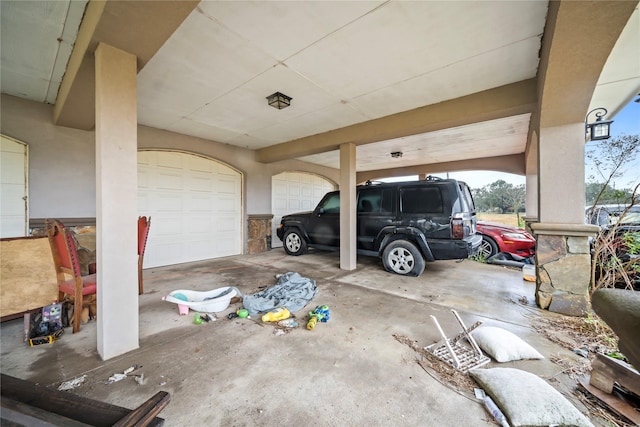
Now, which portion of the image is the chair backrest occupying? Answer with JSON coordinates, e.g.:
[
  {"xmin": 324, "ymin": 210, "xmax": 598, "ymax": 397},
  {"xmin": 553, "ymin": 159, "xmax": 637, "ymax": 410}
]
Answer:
[
  {"xmin": 45, "ymin": 219, "xmax": 82, "ymax": 279},
  {"xmin": 138, "ymin": 216, "xmax": 151, "ymax": 256}
]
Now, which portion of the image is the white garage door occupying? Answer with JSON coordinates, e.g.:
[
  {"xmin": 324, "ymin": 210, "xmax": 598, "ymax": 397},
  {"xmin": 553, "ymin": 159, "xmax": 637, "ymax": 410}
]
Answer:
[
  {"xmin": 138, "ymin": 151, "xmax": 242, "ymax": 268},
  {"xmin": 272, "ymin": 172, "xmax": 335, "ymax": 248},
  {"xmin": 0, "ymin": 135, "xmax": 28, "ymax": 238}
]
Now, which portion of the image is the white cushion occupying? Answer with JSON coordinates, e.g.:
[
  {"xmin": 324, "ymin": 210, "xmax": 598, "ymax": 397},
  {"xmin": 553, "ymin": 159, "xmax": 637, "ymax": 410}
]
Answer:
[
  {"xmin": 472, "ymin": 326, "xmax": 544, "ymax": 362},
  {"xmin": 470, "ymin": 367, "xmax": 594, "ymax": 427}
]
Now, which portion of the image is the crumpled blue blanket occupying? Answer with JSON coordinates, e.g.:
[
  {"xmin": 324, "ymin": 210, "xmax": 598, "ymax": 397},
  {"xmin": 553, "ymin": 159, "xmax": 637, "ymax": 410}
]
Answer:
[{"xmin": 242, "ymin": 272, "xmax": 318, "ymax": 315}]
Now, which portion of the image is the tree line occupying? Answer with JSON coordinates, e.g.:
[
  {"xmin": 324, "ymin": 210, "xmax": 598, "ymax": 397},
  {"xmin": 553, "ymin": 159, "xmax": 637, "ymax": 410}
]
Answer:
[{"xmin": 471, "ymin": 134, "xmax": 639, "ymax": 212}]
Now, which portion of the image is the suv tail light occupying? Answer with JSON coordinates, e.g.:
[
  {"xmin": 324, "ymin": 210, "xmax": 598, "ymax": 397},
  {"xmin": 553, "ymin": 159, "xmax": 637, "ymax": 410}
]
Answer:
[{"xmin": 451, "ymin": 217, "xmax": 464, "ymax": 240}]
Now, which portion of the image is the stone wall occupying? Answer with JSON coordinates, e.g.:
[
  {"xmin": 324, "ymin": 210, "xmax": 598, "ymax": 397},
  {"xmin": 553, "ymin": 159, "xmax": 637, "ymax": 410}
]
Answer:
[
  {"xmin": 531, "ymin": 223, "xmax": 600, "ymax": 316},
  {"xmin": 247, "ymin": 214, "xmax": 273, "ymax": 255}
]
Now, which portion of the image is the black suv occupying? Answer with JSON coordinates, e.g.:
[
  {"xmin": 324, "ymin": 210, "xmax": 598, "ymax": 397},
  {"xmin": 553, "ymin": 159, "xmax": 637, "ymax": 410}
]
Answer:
[{"xmin": 276, "ymin": 176, "xmax": 482, "ymax": 276}]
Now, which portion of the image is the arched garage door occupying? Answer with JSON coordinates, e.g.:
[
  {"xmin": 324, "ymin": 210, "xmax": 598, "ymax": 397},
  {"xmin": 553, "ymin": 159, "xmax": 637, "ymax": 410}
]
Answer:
[
  {"xmin": 271, "ymin": 172, "xmax": 335, "ymax": 248},
  {"xmin": 138, "ymin": 151, "xmax": 242, "ymax": 268}
]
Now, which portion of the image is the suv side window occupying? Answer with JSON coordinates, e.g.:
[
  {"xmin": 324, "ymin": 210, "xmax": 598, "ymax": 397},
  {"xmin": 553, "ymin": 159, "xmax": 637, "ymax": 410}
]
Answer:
[
  {"xmin": 400, "ymin": 187, "xmax": 443, "ymax": 214},
  {"xmin": 318, "ymin": 192, "xmax": 340, "ymax": 213},
  {"xmin": 358, "ymin": 188, "xmax": 394, "ymax": 214}
]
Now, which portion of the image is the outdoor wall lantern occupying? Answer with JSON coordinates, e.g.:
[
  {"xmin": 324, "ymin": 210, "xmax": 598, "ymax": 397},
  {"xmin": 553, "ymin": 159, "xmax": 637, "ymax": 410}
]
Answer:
[
  {"xmin": 585, "ymin": 107, "xmax": 613, "ymax": 141},
  {"xmin": 266, "ymin": 92, "xmax": 292, "ymax": 109}
]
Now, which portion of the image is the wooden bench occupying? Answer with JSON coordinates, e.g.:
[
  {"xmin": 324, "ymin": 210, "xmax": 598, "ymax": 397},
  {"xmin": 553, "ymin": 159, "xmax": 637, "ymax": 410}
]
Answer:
[{"xmin": 0, "ymin": 374, "xmax": 169, "ymax": 426}]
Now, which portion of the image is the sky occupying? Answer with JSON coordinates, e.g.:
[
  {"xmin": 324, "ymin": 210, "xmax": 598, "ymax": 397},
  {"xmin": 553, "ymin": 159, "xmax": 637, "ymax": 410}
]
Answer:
[{"xmin": 390, "ymin": 98, "xmax": 640, "ymax": 190}]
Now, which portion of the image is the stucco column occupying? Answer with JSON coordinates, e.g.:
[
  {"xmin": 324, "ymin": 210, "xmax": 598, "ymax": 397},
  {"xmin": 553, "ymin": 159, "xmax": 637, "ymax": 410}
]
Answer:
[
  {"xmin": 95, "ymin": 43, "xmax": 139, "ymax": 359},
  {"xmin": 340, "ymin": 143, "xmax": 357, "ymax": 270},
  {"xmin": 533, "ymin": 123, "xmax": 599, "ymax": 316}
]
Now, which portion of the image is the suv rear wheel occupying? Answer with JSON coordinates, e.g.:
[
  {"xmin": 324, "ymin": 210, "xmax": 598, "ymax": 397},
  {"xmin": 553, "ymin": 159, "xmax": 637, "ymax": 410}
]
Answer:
[
  {"xmin": 283, "ymin": 229, "xmax": 308, "ymax": 256},
  {"xmin": 382, "ymin": 240, "xmax": 425, "ymax": 276}
]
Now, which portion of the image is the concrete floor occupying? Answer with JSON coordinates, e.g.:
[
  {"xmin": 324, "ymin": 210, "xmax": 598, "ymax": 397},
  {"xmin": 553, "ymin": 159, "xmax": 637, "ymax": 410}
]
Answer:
[{"xmin": 1, "ymin": 250, "xmax": 599, "ymax": 426}]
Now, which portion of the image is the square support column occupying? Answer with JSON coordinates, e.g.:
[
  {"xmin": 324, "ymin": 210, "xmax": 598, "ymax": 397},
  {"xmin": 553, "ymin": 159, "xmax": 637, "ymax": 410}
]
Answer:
[
  {"xmin": 95, "ymin": 43, "xmax": 139, "ymax": 359},
  {"xmin": 339, "ymin": 143, "xmax": 357, "ymax": 271},
  {"xmin": 533, "ymin": 123, "xmax": 598, "ymax": 316}
]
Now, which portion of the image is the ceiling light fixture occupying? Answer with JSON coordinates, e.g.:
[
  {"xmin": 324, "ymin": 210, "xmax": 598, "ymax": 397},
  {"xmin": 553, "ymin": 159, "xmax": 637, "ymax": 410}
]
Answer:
[
  {"xmin": 391, "ymin": 151, "xmax": 403, "ymax": 158},
  {"xmin": 266, "ymin": 92, "xmax": 292, "ymax": 110},
  {"xmin": 585, "ymin": 107, "xmax": 613, "ymax": 141}
]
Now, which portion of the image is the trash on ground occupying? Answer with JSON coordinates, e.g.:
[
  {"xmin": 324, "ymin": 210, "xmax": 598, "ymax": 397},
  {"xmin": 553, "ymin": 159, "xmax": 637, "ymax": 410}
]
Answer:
[
  {"xmin": 242, "ymin": 272, "xmax": 317, "ymax": 316},
  {"xmin": 108, "ymin": 373, "xmax": 127, "ymax": 384},
  {"xmin": 123, "ymin": 365, "xmax": 138, "ymax": 375},
  {"xmin": 108, "ymin": 364, "xmax": 142, "ymax": 384},
  {"xmin": 277, "ymin": 319, "xmax": 298, "ymax": 328},
  {"xmin": 482, "ymin": 394, "xmax": 510, "ymax": 427},
  {"xmin": 573, "ymin": 347, "xmax": 589, "ymax": 358},
  {"xmin": 307, "ymin": 305, "xmax": 330, "ymax": 330},
  {"xmin": 237, "ymin": 308, "xmax": 249, "ymax": 318},
  {"xmin": 135, "ymin": 374, "xmax": 145, "ymax": 385},
  {"xmin": 262, "ymin": 307, "xmax": 290, "ymax": 323},
  {"xmin": 58, "ymin": 375, "xmax": 87, "ymax": 391}
]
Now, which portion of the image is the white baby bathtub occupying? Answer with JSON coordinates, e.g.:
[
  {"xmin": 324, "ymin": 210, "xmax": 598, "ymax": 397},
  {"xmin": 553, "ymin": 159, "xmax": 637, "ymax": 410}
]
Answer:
[{"xmin": 162, "ymin": 287, "xmax": 237, "ymax": 314}]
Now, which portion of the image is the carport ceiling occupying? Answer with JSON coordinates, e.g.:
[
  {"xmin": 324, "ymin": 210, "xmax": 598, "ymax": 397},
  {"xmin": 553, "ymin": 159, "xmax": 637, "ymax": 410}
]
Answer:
[{"xmin": 1, "ymin": 1, "xmax": 637, "ymax": 173}]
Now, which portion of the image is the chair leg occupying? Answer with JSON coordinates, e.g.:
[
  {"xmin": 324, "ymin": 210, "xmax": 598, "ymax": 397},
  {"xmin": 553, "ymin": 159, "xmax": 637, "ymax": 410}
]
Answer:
[
  {"xmin": 138, "ymin": 258, "xmax": 144, "ymax": 295},
  {"xmin": 72, "ymin": 298, "xmax": 82, "ymax": 334}
]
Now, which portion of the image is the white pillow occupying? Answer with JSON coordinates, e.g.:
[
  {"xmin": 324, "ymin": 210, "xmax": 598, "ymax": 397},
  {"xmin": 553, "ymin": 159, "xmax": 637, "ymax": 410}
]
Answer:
[
  {"xmin": 470, "ymin": 367, "xmax": 594, "ymax": 427},
  {"xmin": 472, "ymin": 326, "xmax": 544, "ymax": 362}
]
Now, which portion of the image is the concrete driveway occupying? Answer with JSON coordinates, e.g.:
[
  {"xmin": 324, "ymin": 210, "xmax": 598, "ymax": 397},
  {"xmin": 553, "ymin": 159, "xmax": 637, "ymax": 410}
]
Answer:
[{"xmin": 1, "ymin": 250, "xmax": 597, "ymax": 426}]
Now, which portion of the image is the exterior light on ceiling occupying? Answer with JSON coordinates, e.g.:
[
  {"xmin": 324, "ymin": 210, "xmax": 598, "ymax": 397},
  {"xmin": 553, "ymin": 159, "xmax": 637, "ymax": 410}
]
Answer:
[
  {"xmin": 390, "ymin": 151, "xmax": 403, "ymax": 158},
  {"xmin": 585, "ymin": 107, "xmax": 613, "ymax": 141},
  {"xmin": 266, "ymin": 92, "xmax": 292, "ymax": 110}
]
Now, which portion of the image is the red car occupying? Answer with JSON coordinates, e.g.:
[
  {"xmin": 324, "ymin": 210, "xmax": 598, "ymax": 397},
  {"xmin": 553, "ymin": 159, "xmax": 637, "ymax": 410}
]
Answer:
[{"xmin": 476, "ymin": 221, "xmax": 536, "ymax": 259}]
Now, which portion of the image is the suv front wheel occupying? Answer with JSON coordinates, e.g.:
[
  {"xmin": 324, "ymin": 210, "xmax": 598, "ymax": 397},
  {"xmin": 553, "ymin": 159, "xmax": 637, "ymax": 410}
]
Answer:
[
  {"xmin": 283, "ymin": 229, "xmax": 308, "ymax": 256},
  {"xmin": 382, "ymin": 240, "xmax": 425, "ymax": 277}
]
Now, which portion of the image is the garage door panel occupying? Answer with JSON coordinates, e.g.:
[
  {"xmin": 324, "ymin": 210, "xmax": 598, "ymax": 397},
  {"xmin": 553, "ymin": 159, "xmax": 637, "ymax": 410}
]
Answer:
[
  {"xmin": 216, "ymin": 215, "xmax": 238, "ymax": 231},
  {"xmin": 189, "ymin": 217, "xmax": 214, "ymax": 233},
  {"xmin": 218, "ymin": 177, "xmax": 239, "ymax": 194},
  {"xmin": 156, "ymin": 151, "xmax": 184, "ymax": 169},
  {"xmin": 139, "ymin": 150, "xmax": 241, "ymax": 268},
  {"xmin": 189, "ymin": 195, "xmax": 215, "ymax": 211},
  {"xmin": 156, "ymin": 172, "xmax": 184, "ymax": 190},
  {"xmin": 189, "ymin": 174, "xmax": 215, "ymax": 192},
  {"xmin": 217, "ymin": 196, "xmax": 238, "ymax": 212},
  {"xmin": 138, "ymin": 168, "xmax": 151, "ymax": 188},
  {"xmin": 288, "ymin": 184, "xmax": 300, "ymax": 197},
  {"xmin": 189, "ymin": 156, "xmax": 214, "ymax": 173},
  {"xmin": 154, "ymin": 194, "xmax": 184, "ymax": 212},
  {"xmin": 288, "ymin": 199, "xmax": 301, "ymax": 211},
  {"xmin": 273, "ymin": 181, "xmax": 287, "ymax": 197},
  {"xmin": 188, "ymin": 240, "xmax": 214, "ymax": 257}
]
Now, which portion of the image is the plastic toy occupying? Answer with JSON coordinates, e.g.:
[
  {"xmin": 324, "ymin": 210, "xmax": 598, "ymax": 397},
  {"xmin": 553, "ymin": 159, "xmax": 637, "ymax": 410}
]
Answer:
[{"xmin": 307, "ymin": 305, "xmax": 330, "ymax": 330}]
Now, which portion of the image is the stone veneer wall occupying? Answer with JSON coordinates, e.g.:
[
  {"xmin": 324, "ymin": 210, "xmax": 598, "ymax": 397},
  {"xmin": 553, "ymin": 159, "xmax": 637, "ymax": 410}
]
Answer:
[
  {"xmin": 531, "ymin": 223, "xmax": 600, "ymax": 316},
  {"xmin": 247, "ymin": 214, "xmax": 273, "ymax": 255}
]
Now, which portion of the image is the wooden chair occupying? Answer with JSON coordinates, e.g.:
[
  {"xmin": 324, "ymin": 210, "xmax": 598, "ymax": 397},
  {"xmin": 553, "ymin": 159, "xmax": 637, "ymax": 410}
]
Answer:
[
  {"xmin": 45, "ymin": 219, "xmax": 97, "ymax": 334},
  {"xmin": 137, "ymin": 216, "xmax": 151, "ymax": 295}
]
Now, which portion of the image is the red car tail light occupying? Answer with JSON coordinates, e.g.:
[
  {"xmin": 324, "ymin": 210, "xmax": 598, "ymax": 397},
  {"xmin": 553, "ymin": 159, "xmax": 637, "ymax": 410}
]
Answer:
[{"xmin": 451, "ymin": 217, "xmax": 464, "ymax": 239}]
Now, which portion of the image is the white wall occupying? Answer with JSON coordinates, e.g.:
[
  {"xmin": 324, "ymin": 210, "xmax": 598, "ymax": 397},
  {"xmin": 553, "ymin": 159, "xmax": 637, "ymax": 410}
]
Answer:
[{"xmin": 0, "ymin": 94, "xmax": 339, "ymax": 222}]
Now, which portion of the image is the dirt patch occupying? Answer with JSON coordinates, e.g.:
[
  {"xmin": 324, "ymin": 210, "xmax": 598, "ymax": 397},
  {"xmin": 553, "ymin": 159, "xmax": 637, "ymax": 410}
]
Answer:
[{"xmin": 531, "ymin": 313, "xmax": 619, "ymax": 358}]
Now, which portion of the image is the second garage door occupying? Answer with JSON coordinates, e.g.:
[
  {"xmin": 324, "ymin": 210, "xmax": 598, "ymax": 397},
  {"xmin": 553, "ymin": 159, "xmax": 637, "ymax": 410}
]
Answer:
[
  {"xmin": 138, "ymin": 151, "xmax": 242, "ymax": 268},
  {"xmin": 271, "ymin": 172, "xmax": 335, "ymax": 248}
]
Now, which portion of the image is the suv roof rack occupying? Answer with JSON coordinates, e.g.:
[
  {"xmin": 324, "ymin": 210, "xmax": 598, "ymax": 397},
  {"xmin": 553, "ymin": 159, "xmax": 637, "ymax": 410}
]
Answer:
[
  {"xmin": 364, "ymin": 180, "xmax": 384, "ymax": 186},
  {"xmin": 424, "ymin": 175, "xmax": 443, "ymax": 181}
]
